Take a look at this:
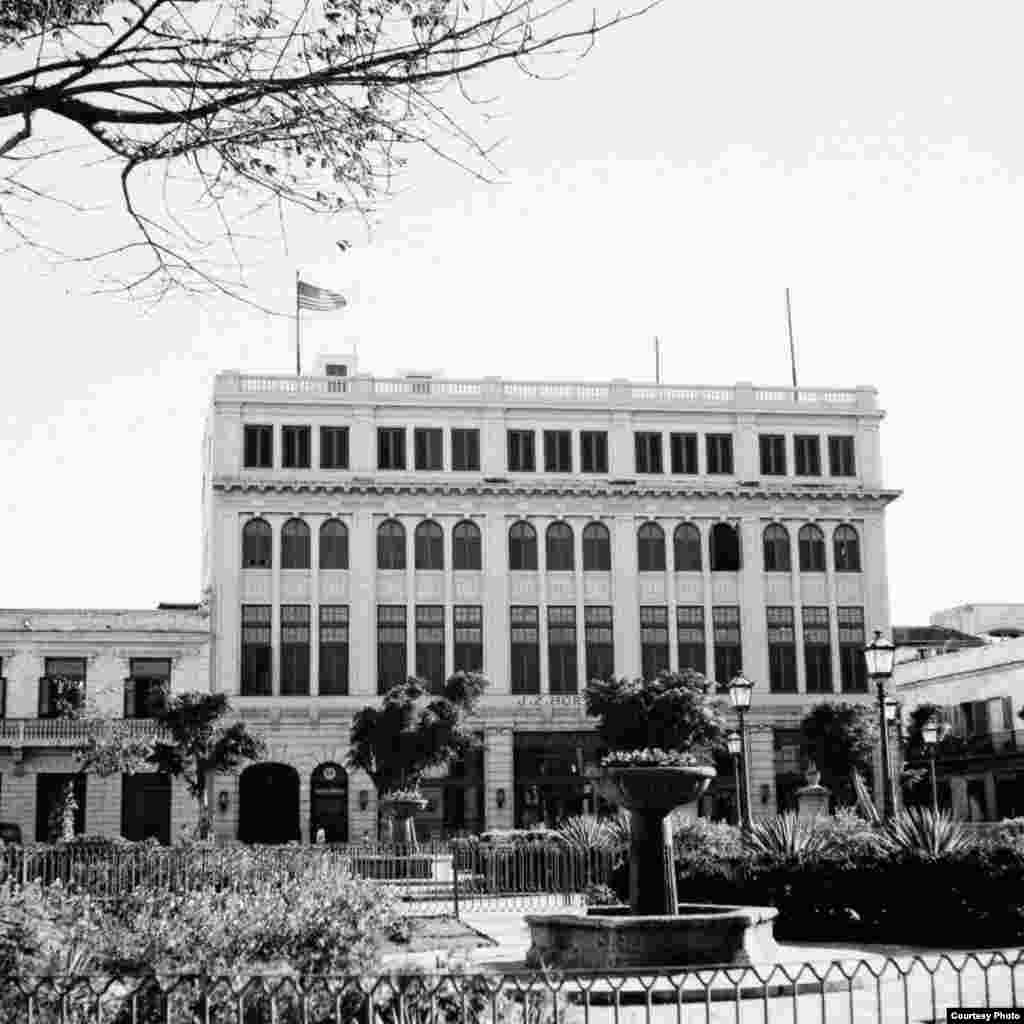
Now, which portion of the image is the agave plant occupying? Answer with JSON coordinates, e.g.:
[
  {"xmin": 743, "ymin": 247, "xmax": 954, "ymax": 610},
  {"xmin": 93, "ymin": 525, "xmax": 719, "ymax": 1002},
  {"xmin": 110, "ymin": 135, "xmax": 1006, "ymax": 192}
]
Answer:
[
  {"xmin": 851, "ymin": 770, "xmax": 883, "ymax": 825},
  {"xmin": 555, "ymin": 815, "xmax": 616, "ymax": 851},
  {"xmin": 878, "ymin": 807, "xmax": 974, "ymax": 859},
  {"xmin": 741, "ymin": 813, "xmax": 829, "ymax": 858},
  {"xmin": 602, "ymin": 808, "xmax": 632, "ymax": 849}
]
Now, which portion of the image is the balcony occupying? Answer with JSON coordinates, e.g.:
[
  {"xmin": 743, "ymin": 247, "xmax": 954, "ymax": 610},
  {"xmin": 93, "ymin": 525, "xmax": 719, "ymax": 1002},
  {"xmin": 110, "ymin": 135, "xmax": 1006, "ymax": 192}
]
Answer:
[
  {"xmin": 929, "ymin": 729, "xmax": 1020, "ymax": 760},
  {"xmin": 0, "ymin": 718, "xmax": 170, "ymax": 748}
]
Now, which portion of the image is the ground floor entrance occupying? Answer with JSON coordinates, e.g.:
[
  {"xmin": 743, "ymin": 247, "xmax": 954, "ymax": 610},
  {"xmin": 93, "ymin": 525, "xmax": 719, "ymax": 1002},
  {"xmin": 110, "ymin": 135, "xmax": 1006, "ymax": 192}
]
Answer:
[{"xmin": 238, "ymin": 763, "xmax": 300, "ymax": 844}]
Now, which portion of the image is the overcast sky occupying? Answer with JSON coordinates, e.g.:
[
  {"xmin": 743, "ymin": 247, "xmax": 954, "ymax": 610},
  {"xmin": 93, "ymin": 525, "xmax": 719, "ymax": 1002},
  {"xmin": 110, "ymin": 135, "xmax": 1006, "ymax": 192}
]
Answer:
[{"xmin": 3, "ymin": 0, "xmax": 1022, "ymax": 626}]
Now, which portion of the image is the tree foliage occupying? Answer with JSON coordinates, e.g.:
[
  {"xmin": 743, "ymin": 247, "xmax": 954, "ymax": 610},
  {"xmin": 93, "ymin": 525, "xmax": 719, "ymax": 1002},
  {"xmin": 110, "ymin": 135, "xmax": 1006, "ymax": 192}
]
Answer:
[
  {"xmin": 347, "ymin": 672, "xmax": 487, "ymax": 796},
  {"xmin": 799, "ymin": 702, "xmax": 878, "ymax": 807},
  {"xmin": 0, "ymin": 0, "xmax": 652, "ymax": 301}
]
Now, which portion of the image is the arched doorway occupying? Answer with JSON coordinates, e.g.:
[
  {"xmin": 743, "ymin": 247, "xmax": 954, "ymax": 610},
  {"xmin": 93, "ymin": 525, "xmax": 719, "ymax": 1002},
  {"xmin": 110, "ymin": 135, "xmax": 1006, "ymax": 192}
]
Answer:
[
  {"xmin": 238, "ymin": 763, "xmax": 300, "ymax": 844},
  {"xmin": 310, "ymin": 763, "xmax": 349, "ymax": 843}
]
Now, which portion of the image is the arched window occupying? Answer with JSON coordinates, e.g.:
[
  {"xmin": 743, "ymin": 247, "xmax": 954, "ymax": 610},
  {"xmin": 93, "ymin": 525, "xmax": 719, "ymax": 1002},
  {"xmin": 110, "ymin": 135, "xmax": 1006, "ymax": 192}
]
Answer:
[
  {"xmin": 833, "ymin": 525, "xmax": 861, "ymax": 572},
  {"xmin": 673, "ymin": 523, "xmax": 702, "ymax": 572},
  {"xmin": 452, "ymin": 521, "xmax": 482, "ymax": 571},
  {"xmin": 546, "ymin": 522, "xmax": 575, "ymax": 572},
  {"xmin": 710, "ymin": 522, "xmax": 741, "ymax": 572},
  {"xmin": 281, "ymin": 518, "xmax": 311, "ymax": 569},
  {"xmin": 798, "ymin": 524, "xmax": 826, "ymax": 572},
  {"xmin": 377, "ymin": 519, "xmax": 406, "ymax": 570},
  {"xmin": 508, "ymin": 521, "xmax": 538, "ymax": 571},
  {"xmin": 319, "ymin": 519, "xmax": 349, "ymax": 570},
  {"xmin": 637, "ymin": 522, "xmax": 666, "ymax": 572},
  {"xmin": 242, "ymin": 518, "xmax": 272, "ymax": 569},
  {"xmin": 414, "ymin": 520, "xmax": 444, "ymax": 571},
  {"xmin": 762, "ymin": 524, "xmax": 791, "ymax": 573},
  {"xmin": 582, "ymin": 522, "xmax": 611, "ymax": 571}
]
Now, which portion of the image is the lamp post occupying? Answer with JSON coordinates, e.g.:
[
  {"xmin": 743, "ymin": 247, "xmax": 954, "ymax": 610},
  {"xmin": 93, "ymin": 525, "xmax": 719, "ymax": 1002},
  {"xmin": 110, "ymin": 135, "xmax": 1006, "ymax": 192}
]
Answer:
[
  {"xmin": 922, "ymin": 718, "xmax": 939, "ymax": 816},
  {"xmin": 726, "ymin": 731, "xmax": 743, "ymax": 826},
  {"xmin": 863, "ymin": 631, "xmax": 897, "ymax": 819},
  {"xmin": 729, "ymin": 675, "xmax": 754, "ymax": 829}
]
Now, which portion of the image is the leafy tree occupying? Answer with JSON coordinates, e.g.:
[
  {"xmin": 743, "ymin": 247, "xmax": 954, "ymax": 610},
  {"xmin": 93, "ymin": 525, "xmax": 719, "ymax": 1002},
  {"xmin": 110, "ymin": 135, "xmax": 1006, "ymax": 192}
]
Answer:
[
  {"xmin": 0, "ymin": 0, "xmax": 653, "ymax": 301},
  {"xmin": 799, "ymin": 702, "xmax": 878, "ymax": 808}
]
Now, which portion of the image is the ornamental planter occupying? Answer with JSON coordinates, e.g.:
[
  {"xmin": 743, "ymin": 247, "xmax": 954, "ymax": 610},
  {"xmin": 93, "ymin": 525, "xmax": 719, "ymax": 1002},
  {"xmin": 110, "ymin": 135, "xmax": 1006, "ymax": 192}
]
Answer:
[{"xmin": 379, "ymin": 795, "xmax": 428, "ymax": 851}]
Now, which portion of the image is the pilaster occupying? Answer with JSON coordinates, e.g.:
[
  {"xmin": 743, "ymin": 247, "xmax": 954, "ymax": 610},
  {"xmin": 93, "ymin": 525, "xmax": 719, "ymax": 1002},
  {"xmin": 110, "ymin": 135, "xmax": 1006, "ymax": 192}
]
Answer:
[
  {"xmin": 270, "ymin": 515, "xmax": 282, "ymax": 695},
  {"xmin": 612, "ymin": 516, "xmax": 639, "ymax": 679},
  {"xmin": 738, "ymin": 517, "xmax": 767, "ymax": 685},
  {"xmin": 350, "ymin": 510, "xmax": 375, "ymax": 695},
  {"xmin": 485, "ymin": 727, "xmax": 514, "ymax": 830},
  {"xmin": 484, "ymin": 514, "xmax": 509, "ymax": 693},
  {"xmin": 747, "ymin": 726, "xmax": 776, "ymax": 819}
]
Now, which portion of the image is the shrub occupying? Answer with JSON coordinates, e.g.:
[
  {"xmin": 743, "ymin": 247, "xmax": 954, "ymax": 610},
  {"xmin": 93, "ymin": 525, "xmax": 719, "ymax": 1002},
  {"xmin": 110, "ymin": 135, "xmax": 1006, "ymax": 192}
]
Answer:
[
  {"xmin": 878, "ymin": 808, "xmax": 974, "ymax": 859},
  {"xmin": 742, "ymin": 814, "xmax": 830, "ymax": 858},
  {"xmin": 583, "ymin": 883, "xmax": 619, "ymax": 906}
]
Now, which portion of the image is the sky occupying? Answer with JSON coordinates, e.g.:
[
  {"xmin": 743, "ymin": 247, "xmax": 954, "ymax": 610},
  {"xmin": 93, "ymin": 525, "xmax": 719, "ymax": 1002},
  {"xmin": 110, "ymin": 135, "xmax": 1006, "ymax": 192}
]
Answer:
[{"xmin": 3, "ymin": 0, "xmax": 1024, "ymax": 624}]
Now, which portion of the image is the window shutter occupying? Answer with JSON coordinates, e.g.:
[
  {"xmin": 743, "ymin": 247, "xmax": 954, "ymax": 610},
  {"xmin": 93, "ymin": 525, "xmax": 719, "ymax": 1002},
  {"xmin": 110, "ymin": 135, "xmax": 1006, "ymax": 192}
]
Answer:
[
  {"xmin": 38, "ymin": 676, "xmax": 51, "ymax": 717},
  {"xmin": 1002, "ymin": 696, "xmax": 1014, "ymax": 731},
  {"xmin": 123, "ymin": 677, "xmax": 136, "ymax": 718}
]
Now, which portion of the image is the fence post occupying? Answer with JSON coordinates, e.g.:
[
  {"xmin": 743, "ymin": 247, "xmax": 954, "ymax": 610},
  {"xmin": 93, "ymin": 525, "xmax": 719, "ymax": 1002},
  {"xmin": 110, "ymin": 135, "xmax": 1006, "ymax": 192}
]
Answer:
[{"xmin": 452, "ymin": 846, "xmax": 460, "ymax": 920}]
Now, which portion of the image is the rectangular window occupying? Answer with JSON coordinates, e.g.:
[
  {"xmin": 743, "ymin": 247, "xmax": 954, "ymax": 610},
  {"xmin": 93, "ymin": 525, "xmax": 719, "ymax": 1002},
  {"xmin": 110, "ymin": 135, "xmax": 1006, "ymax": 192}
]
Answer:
[
  {"xmin": 510, "ymin": 606, "xmax": 540, "ymax": 694},
  {"xmin": 414, "ymin": 428, "xmax": 443, "ymax": 471},
  {"xmin": 243, "ymin": 425, "xmax": 273, "ymax": 468},
  {"xmin": 240, "ymin": 606, "xmax": 271, "ymax": 696},
  {"xmin": 377, "ymin": 605, "xmax": 407, "ymax": 693},
  {"xmin": 378, "ymin": 428, "xmax": 407, "ymax": 470},
  {"xmin": 828, "ymin": 435, "xmax": 856, "ymax": 477},
  {"xmin": 759, "ymin": 435, "xmax": 787, "ymax": 476},
  {"xmin": 804, "ymin": 606, "xmax": 833, "ymax": 693},
  {"xmin": 36, "ymin": 773, "xmax": 86, "ymax": 843},
  {"xmin": 548, "ymin": 607, "xmax": 578, "ymax": 693},
  {"xmin": 640, "ymin": 606, "xmax": 669, "ymax": 680},
  {"xmin": 454, "ymin": 606, "xmax": 483, "ymax": 673},
  {"xmin": 838, "ymin": 606, "xmax": 868, "ymax": 693},
  {"xmin": 319, "ymin": 605, "xmax": 349, "ymax": 695},
  {"xmin": 125, "ymin": 658, "xmax": 170, "ymax": 718},
  {"xmin": 544, "ymin": 430, "xmax": 573, "ymax": 473},
  {"xmin": 676, "ymin": 606, "xmax": 706, "ymax": 675},
  {"xmin": 634, "ymin": 432, "xmax": 663, "ymax": 474},
  {"xmin": 320, "ymin": 426, "xmax": 350, "ymax": 470},
  {"xmin": 280, "ymin": 605, "xmax": 311, "ymax": 695},
  {"xmin": 451, "ymin": 429, "xmax": 481, "ymax": 472},
  {"xmin": 585, "ymin": 607, "xmax": 614, "ymax": 681},
  {"xmin": 507, "ymin": 430, "xmax": 536, "ymax": 472},
  {"xmin": 706, "ymin": 434, "xmax": 734, "ymax": 475},
  {"xmin": 39, "ymin": 657, "xmax": 86, "ymax": 718},
  {"xmin": 415, "ymin": 606, "xmax": 446, "ymax": 692},
  {"xmin": 712, "ymin": 606, "xmax": 742, "ymax": 683},
  {"xmin": 580, "ymin": 431, "xmax": 609, "ymax": 474},
  {"xmin": 767, "ymin": 607, "xmax": 797, "ymax": 693},
  {"xmin": 794, "ymin": 435, "xmax": 821, "ymax": 476},
  {"xmin": 282, "ymin": 425, "xmax": 311, "ymax": 469},
  {"xmin": 670, "ymin": 433, "xmax": 699, "ymax": 474}
]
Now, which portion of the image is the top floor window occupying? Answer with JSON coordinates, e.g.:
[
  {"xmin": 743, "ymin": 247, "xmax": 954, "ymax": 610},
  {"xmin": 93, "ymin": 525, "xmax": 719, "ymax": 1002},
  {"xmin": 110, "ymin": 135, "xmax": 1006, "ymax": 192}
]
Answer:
[
  {"xmin": 759, "ymin": 435, "xmax": 786, "ymax": 476},
  {"xmin": 453, "ymin": 520, "xmax": 482, "ymax": 571},
  {"xmin": 508, "ymin": 430, "xmax": 536, "ymax": 472},
  {"xmin": 582, "ymin": 522, "xmax": 611, "ymax": 571},
  {"xmin": 320, "ymin": 426, "xmax": 349, "ymax": 470},
  {"xmin": 281, "ymin": 518, "xmax": 311, "ymax": 569},
  {"xmin": 125, "ymin": 658, "xmax": 170, "ymax": 718},
  {"xmin": 544, "ymin": 430, "xmax": 572, "ymax": 473},
  {"xmin": 282, "ymin": 425, "xmax": 311, "ymax": 469},
  {"xmin": 828, "ymin": 436, "xmax": 856, "ymax": 477},
  {"xmin": 706, "ymin": 434, "xmax": 734, "ymax": 474},
  {"xmin": 637, "ymin": 522, "xmax": 666, "ymax": 572},
  {"xmin": 710, "ymin": 522, "xmax": 741, "ymax": 572},
  {"xmin": 509, "ymin": 521, "xmax": 538, "ymax": 571},
  {"xmin": 378, "ymin": 428, "xmax": 406, "ymax": 470},
  {"xmin": 243, "ymin": 425, "xmax": 273, "ymax": 469},
  {"xmin": 833, "ymin": 524, "xmax": 861, "ymax": 572},
  {"xmin": 546, "ymin": 522, "xmax": 575, "ymax": 572},
  {"xmin": 377, "ymin": 519, "xmax": 406, "ymax": 570},
  {"xmin": 40, "ymin": 657, "xmax": 86, "ymax": 718},
  {"xmin": 414, "ymin": 428, "xmax": 443, "ymax": 471},
  {"xmin": 635, "ymin": 432, "xmax": 663, "ymax": 474},
  {"xmin": 580, "ymin": 431, "xmax": 608, "ymax": 473},
  {"xmin": 674, "ymin": 523, "xmax": 702, "ymax": 571},
  {"xmin": 794, "ymin": 435, "xmax": 821, "ymax": 476},
  {"xmin": 670, "ymin": 433, "xmax": 698, "ymax": 474},
  {"xmin": 798, "ymin": 524, "xmax": 826, "ymax": 572},
  {"xmin": 320, "ymin": 519, "xmax": 349, "ymax": 570},
  {"xmin": 451, "ymin": 429, "xmax": 480, "ymax": 472},
  {"xmin": 242, "ymin": 518, "xmax": 272, "ymax": 568},
  {"xmin": 415, "ymin": 520, "xmax": 444, "ymax": 570}
]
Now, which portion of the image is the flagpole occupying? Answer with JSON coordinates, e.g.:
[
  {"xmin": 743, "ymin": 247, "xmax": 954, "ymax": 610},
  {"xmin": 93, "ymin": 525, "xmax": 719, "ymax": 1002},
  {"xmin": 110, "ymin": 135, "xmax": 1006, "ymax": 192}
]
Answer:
[
  {"xmin": 296, "ymin": 270, "xmax": 301, "ymax": 377},
  {"xmin": 785, "ymin": 288, "xmax": 798, "ymax": 393}
]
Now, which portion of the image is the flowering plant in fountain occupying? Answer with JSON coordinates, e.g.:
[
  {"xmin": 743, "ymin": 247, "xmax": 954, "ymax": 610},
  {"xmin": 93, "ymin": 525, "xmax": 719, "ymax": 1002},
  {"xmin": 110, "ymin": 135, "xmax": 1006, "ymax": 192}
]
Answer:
[
  {"xmin": 380, "ymin": 787, "xmax": 427, "ymax": 802},
  {"xmin": 600, "ymin": 748, "xmax": 705, "ymax": 768}
]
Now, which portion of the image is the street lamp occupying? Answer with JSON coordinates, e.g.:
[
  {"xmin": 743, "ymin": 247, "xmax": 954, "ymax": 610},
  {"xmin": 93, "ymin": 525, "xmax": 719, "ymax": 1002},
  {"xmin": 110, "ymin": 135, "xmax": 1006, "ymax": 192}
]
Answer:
[
  {"xmin": 729, "ymin": 675, "xmax": 755, "ymax": 829},
  {"xmin": 863, "ymin": 630, "xmax": 897, "ymax": 819},
  {"xmin": 726, "ymin": 731, "xmax": 743, "ymax": 826},
  {"xmin": 921, "ymin": 718, "xmax": 940, "ymax": 816}
]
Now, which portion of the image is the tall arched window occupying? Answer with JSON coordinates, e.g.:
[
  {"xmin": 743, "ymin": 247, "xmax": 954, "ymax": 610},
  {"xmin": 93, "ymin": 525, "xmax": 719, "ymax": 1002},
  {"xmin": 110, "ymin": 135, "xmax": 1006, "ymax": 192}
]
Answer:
[
  {"xmin": 281, "ymin": 518, "xmax": 311, "ymax": 569},
  {"xmin": 414, "ymin": 521, "xmax": 444, "ymax": 570},
  {"xmin": 833, "ymin": 525, "xmax": 861, "ymax": 572},
  {"xmin": 377, "ymin": 519, "xmax": 406, "ymax": 570},
  {"xmin": 546, "ymin": 522, "xmax": 575, "ymax": 572},
  {"xmin": 508, "ymin": 521, "xmax": 538, "ymax": 571},
  {"xmin": 637, "ymin": 522, "xmax": 666, "ymax": 572},
  {"xmin": 319, "ymin": 520, "xmax": 349, "ymax": 570},
  {"xmin": 242, "ymin": 518, "xmax": 272, "ymax": 569},
  {"xmin": 709, "ymin": 522, "xmax": 741, "ymax": 572},
  {"xmin": 673, "ymin": 523, "xmax": 702, "ymax": 572},
  {"xmin": 762, "ymin": 524, "xmax": 791, "ymax": 573},
  {"xmin": 452, "ymin": 520, "xmax": 482, "ymax": 571},
  {"xmin": 798, "ymin": 524, "xmax": 826, "ymax": 572},
  {"xmin": 582, "ymin": 522, "xmax": 611, "ymax": 571}
]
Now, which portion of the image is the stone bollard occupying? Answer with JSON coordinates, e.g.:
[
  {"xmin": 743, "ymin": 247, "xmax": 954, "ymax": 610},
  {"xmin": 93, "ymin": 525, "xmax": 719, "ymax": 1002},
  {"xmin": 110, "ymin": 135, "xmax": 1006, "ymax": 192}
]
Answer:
[{"xmin": 795, "ymin": 764, "xmax": 831, "ymax": 822}]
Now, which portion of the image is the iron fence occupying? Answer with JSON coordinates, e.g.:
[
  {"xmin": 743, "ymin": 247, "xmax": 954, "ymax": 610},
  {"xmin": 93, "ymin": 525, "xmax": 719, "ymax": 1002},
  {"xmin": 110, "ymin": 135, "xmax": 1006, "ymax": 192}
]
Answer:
[{"xmin": 0, "ymin": 951, "xmax": 1021, "ymax": 1023}]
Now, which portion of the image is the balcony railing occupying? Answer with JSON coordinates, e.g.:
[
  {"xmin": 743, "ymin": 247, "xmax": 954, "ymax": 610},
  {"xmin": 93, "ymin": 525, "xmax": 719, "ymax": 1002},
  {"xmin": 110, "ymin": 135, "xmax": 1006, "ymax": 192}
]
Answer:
[
  {"xmin": 0, "ymin": 718, "xmax": 169, "ymax": 747},
  {"xmin": 925, "ymin": 728, "xmax": 1020, "ymax": 760}
]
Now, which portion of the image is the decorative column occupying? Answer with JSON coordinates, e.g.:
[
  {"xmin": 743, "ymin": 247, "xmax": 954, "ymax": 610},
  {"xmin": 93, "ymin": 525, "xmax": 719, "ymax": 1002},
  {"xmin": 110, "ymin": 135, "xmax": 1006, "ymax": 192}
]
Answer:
[
  {"xmin": 350, "ymin": 510, "xmax": 376, "ymax": 695},
  {"xmin": 297, "ymin": 764, "xmax": 312, "ymax": 844},
  {"xmin": 309, "ymin": 515, "xmax": 323, "ymax": 696},
  {"xmin": 270, "ymin": 515, "xmax": 282, "ymax": 696},
  {"xmin": 536, "ymin": 517, "xmax": 550, "ymax": 695},
  {"xmin": 484, "ymin": 514, "xmax": 509, "ymax": 693},
  {"xmin": 574, "ymin": 517, "xmax": 587, "ymax": 687},
  {"xmin": 485, "ymin": 727, "xmax": 514, "ymax": 830},
  {"xmin": 738, "ymin": 516, "xmax": 767, "ymax": 686},
  {"xmin": 824, "ymin": 522, "xmax": 843, "ymax": 693},
  {"xmin": 746, "ymin": 726, "xmax": 776, "ymax": 820},
  {"xmin": 612, "ymin": 516, "xmax": 640, "ymax": 679}
]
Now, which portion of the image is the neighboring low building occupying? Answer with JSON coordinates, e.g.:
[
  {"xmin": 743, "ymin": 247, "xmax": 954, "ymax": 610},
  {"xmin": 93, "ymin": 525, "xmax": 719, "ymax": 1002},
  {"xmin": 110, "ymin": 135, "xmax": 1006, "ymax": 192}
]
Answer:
[
  {"xmin": 892, "ymin": 625, "xmax": 987, "ymax": 665},
  {"xmin": 0, "ymin": 607, "xmax": 211, "ymax": 842},
  {"xmin": 930, "ymin": 604, "xmax": 1024, "ymax": 640}
]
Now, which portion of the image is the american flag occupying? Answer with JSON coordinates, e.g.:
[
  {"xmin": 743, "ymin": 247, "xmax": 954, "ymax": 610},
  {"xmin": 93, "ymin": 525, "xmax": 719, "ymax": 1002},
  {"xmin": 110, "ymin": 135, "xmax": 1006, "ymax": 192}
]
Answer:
[{"xmin": 297, "ymin": 279, "xmax": 347, "ymax": 311}]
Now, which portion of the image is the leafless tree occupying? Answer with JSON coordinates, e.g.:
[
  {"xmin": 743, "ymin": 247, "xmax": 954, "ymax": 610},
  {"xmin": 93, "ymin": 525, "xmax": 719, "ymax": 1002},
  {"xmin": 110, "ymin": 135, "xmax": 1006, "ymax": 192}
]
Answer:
[{"xmin": 0, "ymin": 0, "xmax": 653, "ymax": 305}]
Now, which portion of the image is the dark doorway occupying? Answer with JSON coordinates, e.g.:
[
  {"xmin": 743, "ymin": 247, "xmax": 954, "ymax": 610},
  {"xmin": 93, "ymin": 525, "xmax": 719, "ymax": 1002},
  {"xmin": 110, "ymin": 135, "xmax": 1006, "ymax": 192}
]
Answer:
[
  {"xmin": 238, "ymin": 763, "xmax": 300, "ymax": 844},
  {"xmin": 122, "ymin": 774, "xmax": 171, "ymax": 844},
  {"xmin": 36, "ymin": 773, "xmax": 86, "ymax": 842},
  {"xmin": 310, "ymin": 763, "xmax": 348, "ymax": 843}
]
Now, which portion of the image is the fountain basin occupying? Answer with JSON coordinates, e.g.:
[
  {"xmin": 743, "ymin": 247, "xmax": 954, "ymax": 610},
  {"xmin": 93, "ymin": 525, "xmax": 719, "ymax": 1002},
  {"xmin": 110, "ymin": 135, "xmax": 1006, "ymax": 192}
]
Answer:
[{"xmin": 525, "ymin": 904, "xmax": 779, "ymax": 969}]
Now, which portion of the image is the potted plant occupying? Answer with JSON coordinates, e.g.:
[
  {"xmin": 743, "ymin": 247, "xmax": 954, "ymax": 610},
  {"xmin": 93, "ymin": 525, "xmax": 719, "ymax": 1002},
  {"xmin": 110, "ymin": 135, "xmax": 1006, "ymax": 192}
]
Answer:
[{"xmin": 347, "ymin": 672, "xmax": 487, "ymax": 851}]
